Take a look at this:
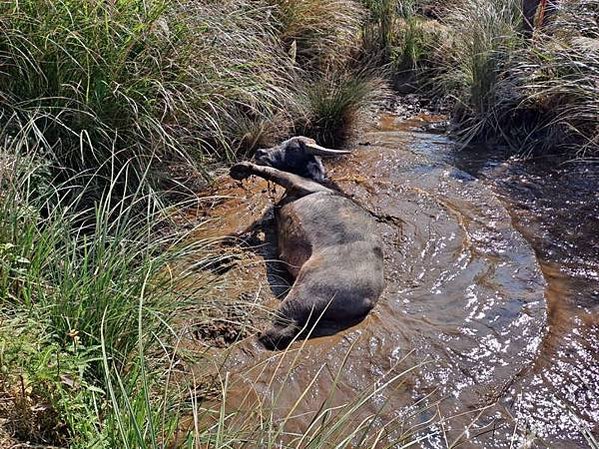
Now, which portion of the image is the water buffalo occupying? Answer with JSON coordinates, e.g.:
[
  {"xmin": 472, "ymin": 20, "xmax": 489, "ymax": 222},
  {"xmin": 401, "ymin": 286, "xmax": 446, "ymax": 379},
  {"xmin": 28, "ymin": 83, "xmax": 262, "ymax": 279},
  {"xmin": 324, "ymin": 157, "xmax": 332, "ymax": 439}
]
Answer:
[{"xmin": 230, "ymin": 137, "xmax": 385, "ymax": 350}]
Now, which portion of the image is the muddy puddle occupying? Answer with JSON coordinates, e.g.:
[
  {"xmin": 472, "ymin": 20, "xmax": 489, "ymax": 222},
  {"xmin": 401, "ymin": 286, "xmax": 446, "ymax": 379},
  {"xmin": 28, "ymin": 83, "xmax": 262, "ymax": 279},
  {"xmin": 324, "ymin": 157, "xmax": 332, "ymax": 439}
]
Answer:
[{"xmin": 194, "ymin": 112, "xmax": 597, "ymax": 448}]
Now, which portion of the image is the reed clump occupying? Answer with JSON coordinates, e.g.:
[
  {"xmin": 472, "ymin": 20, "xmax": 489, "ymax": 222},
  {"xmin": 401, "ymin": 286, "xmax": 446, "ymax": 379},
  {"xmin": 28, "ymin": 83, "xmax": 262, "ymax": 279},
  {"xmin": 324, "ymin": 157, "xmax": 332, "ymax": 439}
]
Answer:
[
  {"xmin": 409, "ymin": 0, "xmax": 599, "ymax": 157},
  {"xmin": 511, "ymin": 0, "xmax": 599, "ymax": 157}
]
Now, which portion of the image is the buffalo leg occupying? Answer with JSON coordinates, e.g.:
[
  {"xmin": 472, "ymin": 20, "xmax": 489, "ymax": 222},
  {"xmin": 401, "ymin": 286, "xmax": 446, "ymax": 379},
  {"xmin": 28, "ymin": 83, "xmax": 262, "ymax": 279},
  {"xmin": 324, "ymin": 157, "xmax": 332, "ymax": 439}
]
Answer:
[
  {"xmin": 230, "ymin": 162, "xmax": 330, "ymax": 195},
  {"xmin": 257, "ymin": 290, "xmax": 321, "ymax": 350}
]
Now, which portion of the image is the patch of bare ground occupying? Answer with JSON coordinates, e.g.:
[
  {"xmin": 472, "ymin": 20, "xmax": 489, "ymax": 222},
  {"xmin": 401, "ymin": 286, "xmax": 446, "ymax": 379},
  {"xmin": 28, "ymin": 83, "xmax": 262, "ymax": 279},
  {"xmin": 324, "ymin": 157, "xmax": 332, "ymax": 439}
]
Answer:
[
  {"xmin": 0, "ymin": 383, "xmax": 67, "ymax": 449},
  {"xmin": 178, "ymin": 173, "xmax": 289, "ymax": 350}
]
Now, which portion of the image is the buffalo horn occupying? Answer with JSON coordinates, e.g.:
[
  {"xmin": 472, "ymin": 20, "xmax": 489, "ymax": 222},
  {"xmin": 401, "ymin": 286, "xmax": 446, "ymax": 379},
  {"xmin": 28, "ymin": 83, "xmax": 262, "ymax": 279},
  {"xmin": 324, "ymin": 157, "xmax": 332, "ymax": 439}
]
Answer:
[{"xmin": 303, "ymin": 141, "xmax": 351, "ymax": 157}]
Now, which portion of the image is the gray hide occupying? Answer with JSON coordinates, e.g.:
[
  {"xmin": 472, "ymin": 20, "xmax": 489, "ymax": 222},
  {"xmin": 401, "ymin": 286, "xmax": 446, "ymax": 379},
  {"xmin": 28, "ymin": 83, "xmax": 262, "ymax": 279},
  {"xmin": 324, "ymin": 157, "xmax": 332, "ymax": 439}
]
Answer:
[{"xmin": 230, "ymin": 159, "xmax": 385, "ymax": 350}]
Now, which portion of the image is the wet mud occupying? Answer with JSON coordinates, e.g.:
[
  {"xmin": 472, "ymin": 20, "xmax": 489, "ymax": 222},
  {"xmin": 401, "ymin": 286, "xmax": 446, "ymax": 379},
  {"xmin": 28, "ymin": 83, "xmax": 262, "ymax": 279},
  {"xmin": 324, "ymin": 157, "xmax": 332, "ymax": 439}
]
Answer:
[{"xmin": 193, "ymin": 111, "xmax": 598, "ymax": 448}]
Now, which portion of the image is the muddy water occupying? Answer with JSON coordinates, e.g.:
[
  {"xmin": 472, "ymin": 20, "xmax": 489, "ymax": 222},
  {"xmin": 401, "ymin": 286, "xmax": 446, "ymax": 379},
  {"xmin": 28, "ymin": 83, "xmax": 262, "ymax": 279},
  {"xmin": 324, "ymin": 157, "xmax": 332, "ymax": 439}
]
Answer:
[
  {"xmin": 447, "ymin": 139, "xmax": 599, "ymax": 446},
  {"xmin": 200, "ymin": 112, "xmax": 598, "ymax": 448}
]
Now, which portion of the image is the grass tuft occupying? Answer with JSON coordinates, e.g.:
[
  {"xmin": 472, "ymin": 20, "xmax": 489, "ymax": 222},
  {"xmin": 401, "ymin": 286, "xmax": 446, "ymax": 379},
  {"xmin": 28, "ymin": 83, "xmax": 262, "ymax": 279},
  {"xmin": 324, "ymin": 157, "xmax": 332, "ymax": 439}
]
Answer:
[
  {"xmin": 272, "ymin": 0, "xmax": 366, "ymax": 69},
  {"xmin": 362, "ymin": 0, "xmax": 403, "ymax": 60},
  {"xmin": 432, "ymin": 0, "xmax": 523, "ymax": 140},
  {"xmin": 511, "ymin": 0, "xmax": 599, "ymax": 157},
  {"xmin": 421, "ymin": 0, "xmax": 598, "ymax": 158},
  {"xmin": 0, "ymin": 145, "xmax": 218, "ymax": 447},
  {"xmin": 298, "ymin": 67, "xmax": 388, "ymax": 147},
  {"xmin": 0, "ymin": 0, "xmax": 298, "ymax": 187}
]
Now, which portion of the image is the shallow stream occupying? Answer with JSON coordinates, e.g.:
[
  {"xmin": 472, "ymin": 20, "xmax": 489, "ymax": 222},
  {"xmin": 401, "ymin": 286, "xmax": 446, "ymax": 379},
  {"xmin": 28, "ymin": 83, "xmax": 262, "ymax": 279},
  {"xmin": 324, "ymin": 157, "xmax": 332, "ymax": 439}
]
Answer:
[{"xmin": 198, "ymin": 112, "xmax": 598, "ymax": 448}]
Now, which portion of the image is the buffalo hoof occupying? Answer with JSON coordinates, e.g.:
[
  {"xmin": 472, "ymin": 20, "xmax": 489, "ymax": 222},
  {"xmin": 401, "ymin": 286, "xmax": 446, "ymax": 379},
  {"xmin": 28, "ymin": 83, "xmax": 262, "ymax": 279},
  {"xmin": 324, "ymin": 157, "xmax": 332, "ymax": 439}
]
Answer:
[
  {"xmin": 230, "ymin": 162, "xmax": 253, "ymax": 180},
  {"xmin": 258, "ymin": 323, "xmax": 299, "ymax": 350}
]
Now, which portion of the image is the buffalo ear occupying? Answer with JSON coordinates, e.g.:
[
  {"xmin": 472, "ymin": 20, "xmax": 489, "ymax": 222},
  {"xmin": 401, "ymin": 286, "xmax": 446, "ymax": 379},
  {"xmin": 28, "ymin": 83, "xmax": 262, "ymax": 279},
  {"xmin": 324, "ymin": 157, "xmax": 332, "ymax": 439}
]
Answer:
[{"xmin": 306, "ymin": 158, "xmax": 326, "ymax": 182}]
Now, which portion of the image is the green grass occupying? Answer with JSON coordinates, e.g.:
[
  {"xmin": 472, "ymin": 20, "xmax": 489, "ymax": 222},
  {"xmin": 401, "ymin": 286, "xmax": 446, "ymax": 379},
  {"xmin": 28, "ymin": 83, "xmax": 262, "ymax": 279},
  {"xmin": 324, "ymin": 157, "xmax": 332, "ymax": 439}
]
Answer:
[
  {"xmin": 362, "ymin": 0, "xmax": 403, "ymax": 60},
  {"xmin": 510, "ymin": 0, "xmax": 599, "ymax": 157},
  {"xmin": 0, "ymin": 316, "xmax": 99, "ymax": 446},
  {"xmin": 413, "ymin": 0, "xmax": 599, "ymax": 158},
  {"xmin": 0, "ymin": 0, "xmax": 388, "ymax": 183},
  {"xmin": 0, "ymin": 0, "xmax": 299, "ymax": 188},
  {"xmin": 272, "ymin": 0, "xmax": 366, "ymax": 69},
  {"xmin": 361, "ymin": 1, "xmax": 445, "ymax": 93},
  {"xmin": 391, "ymin": 15, "xmax": 446, "ymax": 79},
  {"xmin": 431, "ymin": 0, "xmax": 523, "ymax": 140},
  {"xmin": 0, "ymin": 147, "xmax": 212, "ymax": 447},
  {"xmin": 298, "ymin": 67, "xmax": 388, "ymax": 147}
]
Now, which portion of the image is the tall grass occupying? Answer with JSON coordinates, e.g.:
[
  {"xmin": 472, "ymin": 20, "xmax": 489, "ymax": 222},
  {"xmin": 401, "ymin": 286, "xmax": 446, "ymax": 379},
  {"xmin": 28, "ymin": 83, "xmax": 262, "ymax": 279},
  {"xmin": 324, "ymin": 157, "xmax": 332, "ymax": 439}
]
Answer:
[
  {"xmin": 510, "ymin": 0, "xmax": 599, "ymax": 157},
  {"xmin": 361, "ymin": 0, "xmax": 444, "ymax": 94},
  {"xmin": 392, "ymin": 15, "xmax": 429, "ymax": 72},
  {"xmin": 391, "ymin": 14, "xmax": 446, "ymax": 81},
  {"xmin": 1, "ymin": 0, "xmax": 390, "ymax": 177},
  {"xmin": 1, "ymin": 157, "xmax": 181, "ymax": 357},
  {"xmin": 0, "ymin": 0, "xmax": 298, "ymax": 187},
  {"xmin": 0, "ymin": 145, "xmax": 218, "ymax": 446},
  {"xmin": 271, "ymin": 0, "xmax": 366, "ymax": 69},
  {"xmin": 362, "ymin": 0, "xmax": 403, "ymax": 60},
  {"xmin": 421, "ymin": 0, "xmax": 599, "ymax": 157},
  {"xmin": 298, "ymin": 68, "xmax": 388, "ymax": 147},
  {"xmin": 433, "ymin": 0, "xmax": 523, "ymax": 140}
]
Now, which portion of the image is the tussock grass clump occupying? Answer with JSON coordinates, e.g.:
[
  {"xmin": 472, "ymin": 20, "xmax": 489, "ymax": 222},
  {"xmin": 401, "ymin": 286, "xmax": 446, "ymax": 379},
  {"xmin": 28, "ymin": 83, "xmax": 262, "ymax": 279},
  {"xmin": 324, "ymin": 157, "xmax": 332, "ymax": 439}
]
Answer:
[
  {"xmin": 361, "ymin": 0, "xmax": 431, "ymax": 59},
  {"xmin": 0, "ymin": 159, "xmax": 179, "ymax": 358},
  {"xmin": 271, "ymin": 0, "xmax": 366, "ymax": 68},
  {"xmin": 391, "ymin": 15, "xmax": 446, "ymax": 74},
  {"xmin": 362, "ymin": 0, "xmax": 402, "ymax": 59},
  {"xmin": 424, "ymin": 0, "xmax": 598, "ymax": 157},
  {"xmin": 361, "ymin": 0, "xmax": 445, "ymax": 92},
  {"xmin": 0, "ymin": 148, "xmax": 220, "ymax": 447},
  {"xmin": 1, "ymin": 0, "xmax": 388, "ymax": 175},
  {"xmin": 512, "ymin": 0, "xmax": 599, "ymax": 157},
  {"xmin": 298, "ymin": 68, "xmax": 388, "ymax": 147},
  {"xmin": 433, "ymin": 0, "xmax": 523, "ymax": 140},
  {"xmin": 0, "ymin": 0, "xmax": 297, "ymax": 185}
]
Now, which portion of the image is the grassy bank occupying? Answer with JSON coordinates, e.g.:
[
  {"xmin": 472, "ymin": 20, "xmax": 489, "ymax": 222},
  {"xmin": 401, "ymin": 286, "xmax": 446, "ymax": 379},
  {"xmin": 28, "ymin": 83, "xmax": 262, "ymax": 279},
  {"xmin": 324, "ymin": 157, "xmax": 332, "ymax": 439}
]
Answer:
[
  {"xmin": 381, "ymin": 0, "xmax": 599, "ymax": 158},
  {"xmin": 0, "ymin": 0, "xmax": 385, "ymax": 184},
  {"xmin": 0, "ymin": 149, "xmax": 208, "ymax": 447}
]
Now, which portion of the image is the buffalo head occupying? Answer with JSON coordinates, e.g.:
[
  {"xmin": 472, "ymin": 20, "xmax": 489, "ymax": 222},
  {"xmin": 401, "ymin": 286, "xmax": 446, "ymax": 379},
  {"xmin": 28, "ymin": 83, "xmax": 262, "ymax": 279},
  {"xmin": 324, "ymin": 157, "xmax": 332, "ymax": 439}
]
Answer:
[{"xmin": 254, "ymin": 136, "xmax": 350, "ymax": 182}]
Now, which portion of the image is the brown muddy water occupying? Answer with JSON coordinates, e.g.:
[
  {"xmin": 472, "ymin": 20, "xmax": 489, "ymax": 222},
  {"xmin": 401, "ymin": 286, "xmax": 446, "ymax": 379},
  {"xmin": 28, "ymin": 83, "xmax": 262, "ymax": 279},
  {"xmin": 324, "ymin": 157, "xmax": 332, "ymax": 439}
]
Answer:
[{"xmin": 196, "ymin": 112, "xmax": 598, "ymax": 448}]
